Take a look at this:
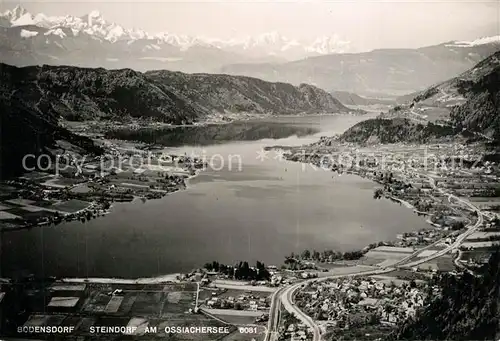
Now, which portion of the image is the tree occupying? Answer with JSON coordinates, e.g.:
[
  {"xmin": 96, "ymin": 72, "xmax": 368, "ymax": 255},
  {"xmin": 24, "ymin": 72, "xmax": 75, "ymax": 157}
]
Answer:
[
  {"xmin": 451, "ymin": 221, "xmax": 465, "ymax": 230},
  {"xmin": 256, "ymin": 261, "xmax": 270, "ymax": 281},
  {"xmin": 374, "ymin": 188, "xmax": 384, "ymax": 199},
  {"xmin": 368, "ymin": 313, "xmax": 380, "ymax": 325}
]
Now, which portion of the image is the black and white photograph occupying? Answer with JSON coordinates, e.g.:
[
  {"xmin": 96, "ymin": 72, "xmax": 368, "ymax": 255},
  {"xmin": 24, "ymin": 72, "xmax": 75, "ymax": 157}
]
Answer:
[{"xmin": 0, "ymin": 0, "xmax": 499, "ymax": 340}]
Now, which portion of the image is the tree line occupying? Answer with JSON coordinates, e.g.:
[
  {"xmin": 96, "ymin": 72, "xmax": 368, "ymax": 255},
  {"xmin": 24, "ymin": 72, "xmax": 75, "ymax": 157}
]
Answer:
[
  {"xmin": 285, "ymin": 249, "xmax": 366, "ymax": 267},
  {"xmin": 204, "ymin": 261, "xmax": 270, "ymax": 281}
]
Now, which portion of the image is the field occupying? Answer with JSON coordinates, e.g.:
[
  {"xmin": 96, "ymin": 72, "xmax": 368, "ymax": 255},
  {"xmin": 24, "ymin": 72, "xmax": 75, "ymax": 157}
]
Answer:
[
  {"xmin": 208, "ymin": 313, "xmax": 260, "ymax": 325},
  {"xmin": 414, "ymin": 249, "xmax": 439, "ymax": 258},
  {"xmin": 364, "ymin": 251, "xmax": 410, "ymax": 260},
  {"xmin": 384, "ymin": 269, "xmax": 429, "ymax": 281},
  {"xmin": 422, "ymin": 254, "xmax": 455, "ymax": 272},
  {"xmin": 216, "ymin": 289, "xmax": 271, "ymax": 300},
  {"xmin": 51, "ymin": 199, "xmax": 92, "ymax": 213},
  {"xmin": 461, "ymin": 250, "xmax": 492, "ymax": 263},
  {"xmin": 0, "ymin": 194, "xmax": 91, "ymax": 227},
  {"xmin": 12, "ymin": 281, "xmax": 239, "ymax": 340},
  {"xmin": 462, "ymin": 241, "xmax": 500, "ymax": 249},
  {"xmin": 45, "ymin": 177, "xmax": 84, "ymax": 187},
  {"xmin": 80, "ymin": 283, "xmax": 198, "ymax": 317},
  {"xmin": 0, "ymin": 204, "xmax": 59, "ymax": 221}
]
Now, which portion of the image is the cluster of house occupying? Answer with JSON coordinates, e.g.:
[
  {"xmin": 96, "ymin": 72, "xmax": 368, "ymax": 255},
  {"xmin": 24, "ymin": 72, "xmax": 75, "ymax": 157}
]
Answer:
[
  {"xmin": 204, "ymin": 292, "xmax": 269, "ymax": 311},
  {"xmin": 395, "ymin": 228, "xmax": 449, "ymax": 247},
  {"xmin": 282, "ymin": 323, "xmax": 310, "ymax": 341},
  {"xmin": 297, "ymin": 276, "xmax": 427, "ymax": 328},
  {"xmin": 270, "ymin": 273, "xmax": 283, "ymax": 286},
  {"xmin": 269, "ymin": 271, "xmax": 318, "ymax": 285}
]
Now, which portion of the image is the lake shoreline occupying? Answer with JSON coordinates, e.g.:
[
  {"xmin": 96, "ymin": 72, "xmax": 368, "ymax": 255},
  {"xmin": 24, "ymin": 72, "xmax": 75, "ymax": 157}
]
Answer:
[{"xmin": 1, "ymin": 114, "xmax": 432, "ymax": 280}]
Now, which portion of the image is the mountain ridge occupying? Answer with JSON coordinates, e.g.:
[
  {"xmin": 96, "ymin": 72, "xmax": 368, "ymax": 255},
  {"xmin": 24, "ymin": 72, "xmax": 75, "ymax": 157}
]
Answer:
[
  {"xmin": 221, "ymin": 39, "xmax": 500, "ymax": 95},
  {"xmin": 0, "ymin": 61, "xmax": 350, "ymax": 178},
  {"xmin": 0, "ymin": 62, "xmax": 350, "ymax": 125},
  {"xmin": 340, "ymin": 50, "xmax": 500, "ymax": 143},
  {"xmin": 0, "ymin": 93, "xmax": 103, "ymax": 179},
  {"xmin": 331, "ymin": 90, "xmax": 396, "ymax": 106},
  {"xmin": 3, "ymin": 5, "xmax": 498, "ymax": 80}
]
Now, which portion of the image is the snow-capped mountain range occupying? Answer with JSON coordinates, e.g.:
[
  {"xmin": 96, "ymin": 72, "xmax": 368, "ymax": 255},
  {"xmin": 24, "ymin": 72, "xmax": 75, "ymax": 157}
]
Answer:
[
  {"xmin": 1, "ymin": 4, "xmax": 498, "ymax": 85},
  {"xmin": 0, "ymin": 5, "xmax": 352, "ymax": 59}
]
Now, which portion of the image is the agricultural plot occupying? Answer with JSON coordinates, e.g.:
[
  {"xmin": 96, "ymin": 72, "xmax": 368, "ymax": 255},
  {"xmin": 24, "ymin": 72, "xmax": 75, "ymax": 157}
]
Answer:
[
  {"xmin": 435, "ymin": 255, "xmax": 456, "ymax": 272},
  {"xmin": 82, "ymin": 292, "xmax": 113, "ymax": 313},
  {"xmin": 73, "ymin": 317, "xmax": 97, "ymax": 335},
  {"xmin": 209, "ymin": 313, "xmax": 259, "ymax": 325},
  {"xmin": 130, "ymin": 292, "xmax": 164, "ymax": 315},
  {"xmin": 11, "ymin": 281, "xmax": 239, "ymax": 340},
  {"xmin": 216, "ymin": 289, "xmax": 271, "ymax": 300},
  {"xmin": 416, "ymin": 250, "xmax": 439, "ymax": 258},
  {"xmin": 20, "ymin": 171, "xmax": 53, "ymax": 181},
  {"xmin": 47, "ymin": 177, "xmax": 84, "ymax": 187},
  {"xmin": 0, "ymin": 210, "xmax": 21, "ymax": 220},
  {"xmin": 116, "ymin": 293, "xmax": 138, "ymax": 314},
  {"xmin": 161, "ymin": 291, "xmax": 195, "ymax": 315},
  {"xmin": 104, "ymin": 296, "xmax": 125, "ymax": 313},
  {"xmin": 51, "ymin": 199, "xmax": 91, "ymax": 213},
  {"xmin": 364, "ymin": 250, "xmax": 409, "ymax": 260}
]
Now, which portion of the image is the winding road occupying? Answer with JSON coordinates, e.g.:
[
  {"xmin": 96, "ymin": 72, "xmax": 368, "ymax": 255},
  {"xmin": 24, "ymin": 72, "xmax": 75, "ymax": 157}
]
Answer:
[{"xmin": 265, "ymin": 172, "xmax": 485, "ymax": 341}]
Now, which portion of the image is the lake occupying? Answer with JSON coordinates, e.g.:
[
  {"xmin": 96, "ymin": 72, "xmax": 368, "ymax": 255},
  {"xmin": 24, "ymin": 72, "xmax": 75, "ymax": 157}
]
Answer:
[{"xmin": 0, "ymin": 114, "xmax": 430, "ymax": 279}]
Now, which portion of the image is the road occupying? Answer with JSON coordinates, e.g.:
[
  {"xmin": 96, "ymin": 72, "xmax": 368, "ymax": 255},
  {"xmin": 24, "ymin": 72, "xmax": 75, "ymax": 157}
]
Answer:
[
  {"xmin": 278, "ymin": 267, "xmax": 395, "ymax": 341},
  {"xmin": 194, "ymin": 282, "xmax": 200, "ymax": 311},
  {"xmin": 281, "ymin": 282, "xmax": 321, "ymax": 341},
  {"xmin": 398, "ymin": 173, "xmax": 483, "ymax": 268},
  {"xmin": 264, "ymin": 286, "xmax": 288, "ymax": 341},
  {"xmin": 401, "ymin": 208, "xmax": 482, "ymax": 268},
  {"xmin": 268, "ymin": 172, "xmax": 485, "ymax": 341}
]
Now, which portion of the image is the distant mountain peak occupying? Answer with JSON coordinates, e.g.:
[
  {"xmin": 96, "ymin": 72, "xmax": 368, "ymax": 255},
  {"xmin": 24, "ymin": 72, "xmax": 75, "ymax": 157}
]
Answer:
[
  {"xmin": 88, "ymin": 10, "xmax": 102, "ymax": 18},
  {"xmin": 448, "ymin": 35, "xmax": 500, "ymax": 47},
  {"xmin": 0, "ymin": 5, "xmax": 354, "ymax": 59},
  {"xmin": 12, "ymin": 4, "xmax": 28, "ymax": 17},
  {"xmin": 258, "ymin": 31, "xmax": 284, "ymax": 41},
  {"xmin": 3, "ymin": 5, "xmax": 34, "ymax": 26},
  {"xmin": 307, "ymin": 34, "xmax": 351, "ymax": 54},
  {"xmin": 81, "ymin": 9, "xmax": 106, "ymax": 27}
]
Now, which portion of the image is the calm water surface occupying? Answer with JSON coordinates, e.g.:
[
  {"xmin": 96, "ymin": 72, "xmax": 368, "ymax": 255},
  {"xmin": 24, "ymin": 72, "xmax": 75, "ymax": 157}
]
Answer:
[{"xmin": 0, "ymin": 114, "xmax": 429, "ymax": 278}]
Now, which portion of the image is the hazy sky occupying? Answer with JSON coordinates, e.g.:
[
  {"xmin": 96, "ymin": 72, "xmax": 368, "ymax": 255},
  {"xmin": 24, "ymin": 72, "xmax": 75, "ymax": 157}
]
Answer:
[{"xmin": 1, "ymin": 0, "xmax": 499, "ymax": 51}]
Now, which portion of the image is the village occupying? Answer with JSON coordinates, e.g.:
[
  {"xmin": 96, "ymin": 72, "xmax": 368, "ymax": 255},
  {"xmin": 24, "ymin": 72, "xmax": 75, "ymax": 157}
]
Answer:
[
  {"xmin": 289, "ymin": 275, "xmax": 428, "ymax": 340},
  {"xmin": 0, "ymin": 140, "xmax": 206, "ymax": 231},
  {"xmin": 283, "ymin": 140, "xmax": 500, "ymax": 269}
]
